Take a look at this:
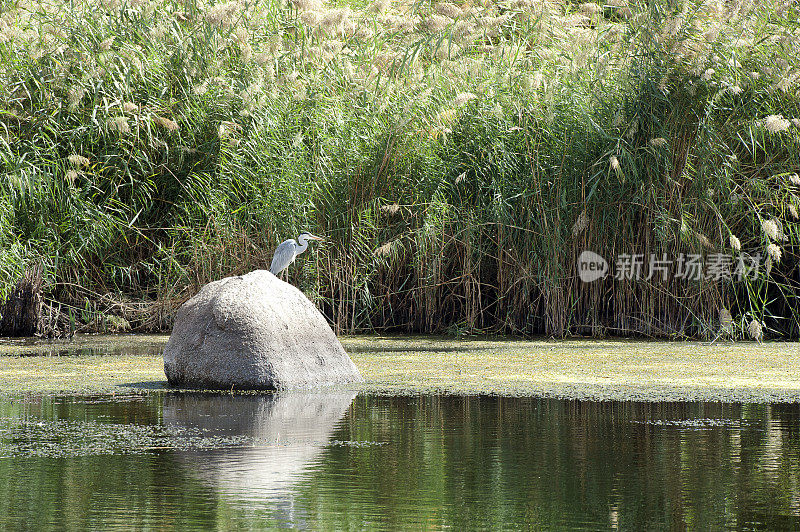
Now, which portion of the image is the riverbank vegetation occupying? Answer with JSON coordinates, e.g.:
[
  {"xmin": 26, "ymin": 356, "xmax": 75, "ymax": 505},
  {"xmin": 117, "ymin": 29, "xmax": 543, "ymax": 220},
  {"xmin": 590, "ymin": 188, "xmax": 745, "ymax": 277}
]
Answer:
[{"xmin": 1, "ymin": 0, "xmax": 799, "ymax": 338}]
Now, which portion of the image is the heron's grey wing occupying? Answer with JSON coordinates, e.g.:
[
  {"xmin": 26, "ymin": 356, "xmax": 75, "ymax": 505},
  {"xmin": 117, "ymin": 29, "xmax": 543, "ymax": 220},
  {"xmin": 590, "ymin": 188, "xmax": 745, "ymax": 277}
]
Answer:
[{"xmin": 270, "ymin": 240, "xmax": 297, "ymax": 274}]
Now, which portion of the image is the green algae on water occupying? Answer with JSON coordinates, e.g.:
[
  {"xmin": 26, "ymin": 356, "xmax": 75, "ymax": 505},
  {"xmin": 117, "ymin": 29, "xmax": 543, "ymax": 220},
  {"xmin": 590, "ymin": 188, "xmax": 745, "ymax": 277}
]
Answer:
[{"xmin": 1, "ymin": 334, "xmax": 799, "ymax": 402}]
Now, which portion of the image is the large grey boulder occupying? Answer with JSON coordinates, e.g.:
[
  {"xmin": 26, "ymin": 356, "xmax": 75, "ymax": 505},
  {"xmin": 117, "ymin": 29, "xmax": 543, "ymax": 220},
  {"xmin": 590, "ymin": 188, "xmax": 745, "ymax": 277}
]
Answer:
[{"xmin": 163, "ymin": 270, "xmax": 362, "ymax": 389}]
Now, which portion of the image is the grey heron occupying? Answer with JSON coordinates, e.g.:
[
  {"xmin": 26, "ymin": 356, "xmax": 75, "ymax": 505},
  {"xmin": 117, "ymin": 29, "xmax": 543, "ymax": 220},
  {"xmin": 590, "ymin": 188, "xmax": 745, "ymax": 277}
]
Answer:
[{"xmin": 269, "ymin": 232, "xmax": 324, "ymax": 276}]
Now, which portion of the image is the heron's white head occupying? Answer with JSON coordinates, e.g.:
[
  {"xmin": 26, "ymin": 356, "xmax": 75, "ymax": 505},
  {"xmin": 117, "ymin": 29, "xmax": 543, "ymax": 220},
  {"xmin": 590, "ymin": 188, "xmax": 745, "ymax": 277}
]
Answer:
[{"xmin": 298, "ymin": 232, "xmax": 324, "ymax": 242}]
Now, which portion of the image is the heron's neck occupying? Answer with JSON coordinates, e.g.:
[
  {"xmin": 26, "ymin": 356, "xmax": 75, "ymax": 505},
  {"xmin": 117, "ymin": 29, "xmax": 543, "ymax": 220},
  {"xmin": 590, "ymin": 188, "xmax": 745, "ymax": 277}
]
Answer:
[{"xmin": 295, "ymin": 235, "xmax": 309, "ymax": 255}]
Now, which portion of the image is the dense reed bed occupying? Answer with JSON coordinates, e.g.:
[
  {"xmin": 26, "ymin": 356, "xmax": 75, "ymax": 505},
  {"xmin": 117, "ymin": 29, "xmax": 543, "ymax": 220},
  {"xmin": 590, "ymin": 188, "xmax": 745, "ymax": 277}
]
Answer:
[{"xmin": 1, "ymin": 0, "xmax": 799, "ymax": 338}]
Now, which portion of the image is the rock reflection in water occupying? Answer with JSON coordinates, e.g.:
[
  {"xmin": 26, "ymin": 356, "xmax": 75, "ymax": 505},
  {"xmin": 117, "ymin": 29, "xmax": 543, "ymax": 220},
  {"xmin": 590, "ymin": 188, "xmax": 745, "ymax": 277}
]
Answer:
[{"xmin": 163, "ymin": 392, "xmax": 356, "ymax": 522}]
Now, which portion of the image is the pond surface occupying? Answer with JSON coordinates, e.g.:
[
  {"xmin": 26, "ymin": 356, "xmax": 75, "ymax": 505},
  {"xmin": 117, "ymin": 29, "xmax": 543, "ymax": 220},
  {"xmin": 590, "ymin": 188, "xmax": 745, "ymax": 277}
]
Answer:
[{"xmin": 1, "ymin": 392, "xmax": 800, "ymax": 530}]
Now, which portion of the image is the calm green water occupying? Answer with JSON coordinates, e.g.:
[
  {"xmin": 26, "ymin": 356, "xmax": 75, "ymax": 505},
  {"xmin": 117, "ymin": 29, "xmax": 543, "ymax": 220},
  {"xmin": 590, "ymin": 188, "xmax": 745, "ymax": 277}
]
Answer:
[{"xmin": 1, "ymin": 393, "xmax": 799, "ymax": 530}]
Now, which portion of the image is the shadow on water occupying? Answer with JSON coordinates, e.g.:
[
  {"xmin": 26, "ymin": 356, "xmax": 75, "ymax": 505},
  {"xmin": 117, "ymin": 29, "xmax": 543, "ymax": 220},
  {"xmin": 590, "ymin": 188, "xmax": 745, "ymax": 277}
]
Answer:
[
  {"xmin": 163, "ymin": 392, "xmax": 356, "ymax": 522},
  {"xmin": 118, "ymin": 381, "xmax": 170, "ymax": 390},
  {"xmin": 345, "ymin": 345, "xmax": 493, "ymax": 354},
  {"xmin": 11, "ymin": 346, "xmax": 163, "ymax": 357},
  {"xmin": 0, "ymin": 334, "xmax": 166, "ymax": 357}
]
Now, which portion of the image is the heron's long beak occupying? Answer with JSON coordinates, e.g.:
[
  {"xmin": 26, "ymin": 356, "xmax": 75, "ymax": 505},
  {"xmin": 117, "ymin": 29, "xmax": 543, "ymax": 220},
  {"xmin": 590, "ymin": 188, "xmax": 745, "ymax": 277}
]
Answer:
[{"xmin": 309, "ymin": 234, "xmax": 325, "ymax": 241}]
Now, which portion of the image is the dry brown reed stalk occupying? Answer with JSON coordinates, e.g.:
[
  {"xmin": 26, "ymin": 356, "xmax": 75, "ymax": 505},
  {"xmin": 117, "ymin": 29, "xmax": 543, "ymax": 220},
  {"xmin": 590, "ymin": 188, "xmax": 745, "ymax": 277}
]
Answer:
[
  {"xmin": 184, "ymin": 222, "xmax": 270, "ymax": 292},
  {"xmin": 4, "ymin": 0, "xmax": 799, "ymax": 339},
  {"xmin": 0, "ymin": 264, "xmax": 43, "ymax": 336},
  {"xmin": 38, "ymin": 301, "xmax": 72, "ymax": 338}
]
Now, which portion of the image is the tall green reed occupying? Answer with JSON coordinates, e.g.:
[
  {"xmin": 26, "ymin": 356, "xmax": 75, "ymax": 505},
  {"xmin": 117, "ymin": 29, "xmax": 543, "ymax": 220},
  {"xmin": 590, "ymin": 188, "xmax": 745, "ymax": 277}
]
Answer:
[{"xmin": 1, "ymin": 0, "xmax": 798, "ymax": 338}]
